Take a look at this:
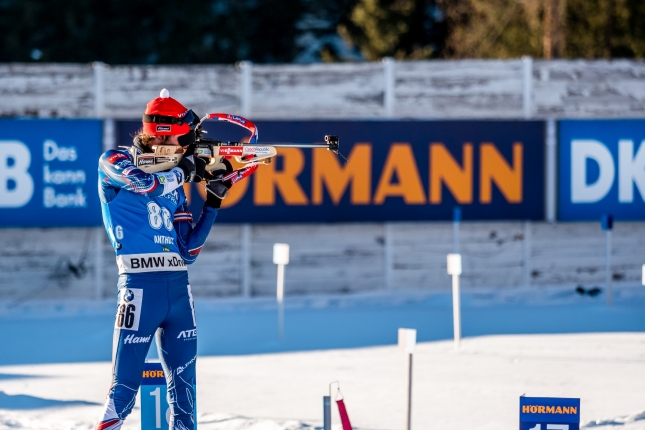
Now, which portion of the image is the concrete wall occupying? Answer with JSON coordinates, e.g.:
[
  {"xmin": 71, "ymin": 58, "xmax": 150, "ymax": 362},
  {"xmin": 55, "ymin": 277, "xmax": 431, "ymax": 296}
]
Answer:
[
  {"xmin": 1, "ymin": 221, "xmax": 642, "ymax": 301},
  {"xmin": 1, "ymin": 59, "xmax": 644, "ymax": 300},
  {"xmin": 2, "ymin": 59, "xmax": 645, "ymax": 119}
]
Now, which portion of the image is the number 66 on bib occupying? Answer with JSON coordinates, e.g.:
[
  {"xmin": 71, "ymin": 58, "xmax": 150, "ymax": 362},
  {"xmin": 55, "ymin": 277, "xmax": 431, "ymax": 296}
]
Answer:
[{"xmin": 115, "ymin": 288, "xmax": 143, "ymax": 331}]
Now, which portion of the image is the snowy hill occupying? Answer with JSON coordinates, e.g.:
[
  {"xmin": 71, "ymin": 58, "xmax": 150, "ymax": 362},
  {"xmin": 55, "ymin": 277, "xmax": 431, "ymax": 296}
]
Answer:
[{"xmin": 0, "ymin": 285, "xmax": 643, "ymax": 429}]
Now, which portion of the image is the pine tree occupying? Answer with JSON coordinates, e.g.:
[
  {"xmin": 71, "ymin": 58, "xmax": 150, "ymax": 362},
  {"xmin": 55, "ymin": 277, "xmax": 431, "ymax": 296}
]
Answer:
[
  {"xmin": 566, "ymin": 0, "xmax": 645, "ymax": 58},
  {"xmin": 437, "ymin": 0, "xmax": 645, "ymax": 59},
  {"xmin": 338, "ymin": 0, "xmax": 444, "ymax": 60},
  {"xmin": 437, "ymin": 0, "xmax": 542, "ymax": 58}
]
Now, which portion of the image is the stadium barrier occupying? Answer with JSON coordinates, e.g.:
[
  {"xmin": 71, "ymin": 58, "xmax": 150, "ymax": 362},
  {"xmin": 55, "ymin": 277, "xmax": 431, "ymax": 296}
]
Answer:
[{"xmin": 1, "ymin": 118, "xmax": 644, "ymax": 298}]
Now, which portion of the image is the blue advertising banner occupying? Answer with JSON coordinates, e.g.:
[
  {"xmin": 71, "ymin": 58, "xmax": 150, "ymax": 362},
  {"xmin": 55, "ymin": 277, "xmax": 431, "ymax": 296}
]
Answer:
[
  {"xmin": 520, "ymin": 396, "xmax": 580, "ymax": 430},
  {"xmin": 559, "ymin": 119, "xmax": 645, "ymax": 221},
  {"xmin": 116, "ymin": 120, "xmax": 545, "ymax": 223},
  {"xmin": 140, "ymin": 361, "xmax": 170, "ymax": 430},
  {"xmin": 0, "ymin": 119, "xmax": 103, "ymax": 227}
]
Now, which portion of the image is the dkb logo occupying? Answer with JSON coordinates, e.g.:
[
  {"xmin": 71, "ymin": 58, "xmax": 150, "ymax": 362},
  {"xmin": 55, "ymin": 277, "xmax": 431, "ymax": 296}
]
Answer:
[
  {"xmin": 571, "ymin": 139, "xmax": 645, "ymax": 203},
  {"xmin": 0, "ymin": 141, "xmax": 34, "ymax": 208},
  {"xmin": 559, "ymin": 120, "xmax": 645, "ymax": 221}
]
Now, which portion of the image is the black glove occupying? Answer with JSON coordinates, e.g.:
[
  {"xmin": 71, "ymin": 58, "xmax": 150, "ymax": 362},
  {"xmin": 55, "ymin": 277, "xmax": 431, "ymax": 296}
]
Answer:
[
  {"xmin": 178, "ymin": 154, "xmax": 196, "ymax": 182},
  {"xmin": 177, "ymin": 145, "xmax": 196, "ymax": 182},
  {"xmin": 204, "ymin": 160, "xmax": 234, "ymax": 209},
  {"xmin": 177, "ymin": 144, "xmax": 206, "ymax": 183},
  {"xmin": 193, "ymin": 156, "xmax": 207, "ymax": 183}
]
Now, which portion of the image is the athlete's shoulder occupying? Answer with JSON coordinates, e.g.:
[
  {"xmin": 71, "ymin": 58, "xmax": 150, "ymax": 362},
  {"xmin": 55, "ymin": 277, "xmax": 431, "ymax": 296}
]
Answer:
[
  {"xmin": 100, "ymin": 148, "xmax": 132, "ymax": 164},
  {"xmin": 99, "ymin": 149, "xmax": 135, "ymax": 174}
]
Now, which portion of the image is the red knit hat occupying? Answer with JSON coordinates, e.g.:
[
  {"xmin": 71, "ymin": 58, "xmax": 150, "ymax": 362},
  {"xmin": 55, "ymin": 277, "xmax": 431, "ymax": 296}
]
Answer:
[{"xmin": 142, "ymin": 89, "xmax": 197, "ymax": 136}]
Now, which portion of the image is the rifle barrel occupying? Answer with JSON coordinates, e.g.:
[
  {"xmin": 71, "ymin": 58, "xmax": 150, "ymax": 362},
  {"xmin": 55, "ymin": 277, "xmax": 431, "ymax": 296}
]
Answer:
[{"xmin": 242, "ymin": 143, "xmax": 330, "ymax": 148}]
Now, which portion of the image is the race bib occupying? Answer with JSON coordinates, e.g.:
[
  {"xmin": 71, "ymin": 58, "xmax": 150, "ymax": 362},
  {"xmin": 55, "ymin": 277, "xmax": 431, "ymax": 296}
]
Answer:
[{"xmin": 115, "ymin": 287, "xmax": 143, "ymax": 331}]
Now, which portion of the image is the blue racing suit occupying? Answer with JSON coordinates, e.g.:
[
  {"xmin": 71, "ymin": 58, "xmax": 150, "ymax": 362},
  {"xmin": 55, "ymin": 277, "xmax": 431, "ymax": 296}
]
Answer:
[{"xmin": 95, "ymin": 146, "xmax": 217, "ymax": 430}]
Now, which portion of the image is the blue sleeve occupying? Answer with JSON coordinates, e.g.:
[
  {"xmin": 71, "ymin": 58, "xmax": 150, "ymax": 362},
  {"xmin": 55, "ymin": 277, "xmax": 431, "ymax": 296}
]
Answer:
[
  {"xmin": 174, "ymin": 203, "xmax": 218, "ymax": 264},
  {"xmin": 98, "ymin": 149, "xmax": 185, "ymax": 203}
]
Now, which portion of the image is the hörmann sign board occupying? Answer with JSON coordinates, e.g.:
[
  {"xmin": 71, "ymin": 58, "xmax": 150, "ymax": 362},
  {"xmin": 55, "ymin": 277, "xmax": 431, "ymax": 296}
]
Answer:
[
  {"xmin": 140, "ymin": 361, "xmax": 170, "ymax": 430},
  {"xmin": 117, "ymin": 120, "xmax": 546, "ymax": 223},
  {"xmin": 520, "ymin": 396, "xmax": 581, "ymax": 430}
]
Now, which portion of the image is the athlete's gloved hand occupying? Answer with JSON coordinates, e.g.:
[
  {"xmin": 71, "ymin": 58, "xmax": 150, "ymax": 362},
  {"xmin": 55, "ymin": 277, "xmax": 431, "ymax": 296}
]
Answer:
[
  {"xmin": 177, "ymin": 154, "xmax": 197, "ymax": 182},
  {"xmin": 193, "ymin": 156, "xmax": 207, "ymax": 183},
  {"xmin": 177, "ymin": 144, "xmax": 206, "ymax": 183},
  {"xmin": 204, "ymin": 159, "xmax": 234, "ymax": 209}
]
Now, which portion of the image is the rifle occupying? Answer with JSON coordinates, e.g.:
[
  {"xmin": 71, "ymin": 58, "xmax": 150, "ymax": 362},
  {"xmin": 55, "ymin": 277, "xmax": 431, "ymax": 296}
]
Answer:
[{"xmin": 133, "ymin": 113, "xmax": 347, "ymax": 188}]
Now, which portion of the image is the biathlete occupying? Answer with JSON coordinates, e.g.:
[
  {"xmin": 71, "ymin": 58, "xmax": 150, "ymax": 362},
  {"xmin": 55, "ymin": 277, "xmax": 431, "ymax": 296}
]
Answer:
[{"xmin": 95, "ymin": 89, "xmax": 231, "ymax": 430}]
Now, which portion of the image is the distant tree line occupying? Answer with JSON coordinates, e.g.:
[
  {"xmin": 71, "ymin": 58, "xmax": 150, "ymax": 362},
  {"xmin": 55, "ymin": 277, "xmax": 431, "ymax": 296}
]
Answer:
[
  {"xmin": 0, "ymin": 0, "xmax": 306, "ymax": 63},
  {"xmin": 436, "ymin": 0, "xmax": 645, "ymax": 59},
  {"xmin": 0, "ymin": 0, "xmax": 643, "ymax": 64}
]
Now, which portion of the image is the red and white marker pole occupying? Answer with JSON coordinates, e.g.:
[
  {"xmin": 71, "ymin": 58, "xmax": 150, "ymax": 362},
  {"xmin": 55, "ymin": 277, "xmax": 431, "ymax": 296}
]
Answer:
[{"xmin": 324, "ymin": 382, "xmax": 353, "ymax": 430}]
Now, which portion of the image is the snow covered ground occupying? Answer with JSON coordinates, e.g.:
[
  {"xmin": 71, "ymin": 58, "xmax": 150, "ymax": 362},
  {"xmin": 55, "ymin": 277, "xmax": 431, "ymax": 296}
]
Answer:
[{"xmin": 0, "ymin": 284, "xmax": 644, "ymax": 430}]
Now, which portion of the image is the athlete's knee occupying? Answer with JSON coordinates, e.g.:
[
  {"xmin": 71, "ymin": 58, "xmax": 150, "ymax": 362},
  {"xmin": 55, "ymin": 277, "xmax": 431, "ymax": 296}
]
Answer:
[{"xmin": 168, "ymin": 383, "xmax": 195, "ymax": 413}]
